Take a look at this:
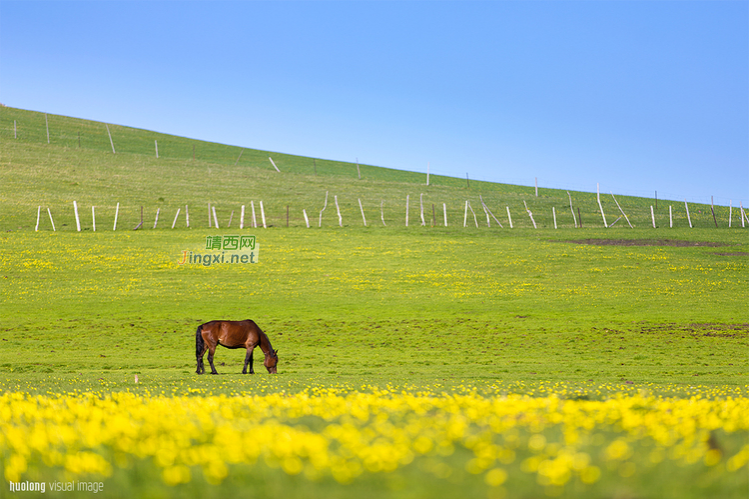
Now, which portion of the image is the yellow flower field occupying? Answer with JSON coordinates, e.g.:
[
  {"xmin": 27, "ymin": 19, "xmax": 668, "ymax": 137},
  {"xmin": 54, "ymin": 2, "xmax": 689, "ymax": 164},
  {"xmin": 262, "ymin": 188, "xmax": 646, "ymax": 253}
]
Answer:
[{"xmin": 1, "ymin": 384, "xmax": 748, "ymax": 498}]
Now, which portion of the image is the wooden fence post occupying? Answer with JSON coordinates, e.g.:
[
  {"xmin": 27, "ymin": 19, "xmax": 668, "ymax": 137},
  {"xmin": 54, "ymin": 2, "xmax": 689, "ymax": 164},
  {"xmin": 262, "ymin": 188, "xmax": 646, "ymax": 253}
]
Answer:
[
  {"xmin": 669, "ymin": 205, "xmax": 673, "ymax": 228},
  {"xmin": 114, "ymin": 203, "xmax": 120, "ymax": 231},
  {"xmin": 684, "ymin": 200, "xmax": 693, "ymax": 228},
  {"xmin": 552, "ymin": 207, "xmax": 557, "ymax": 229},
  {"xmin": 92, "ymin": 206, "xmax": 96, "ymax": 232},
  {"xmin": 260, "ymin": 201, "xmax": 267, "ymax": 228},
  {"xmin": 240, "ymin": 205, "xmax": 245, "ymax": 230},
  {"xmin": 185, "ymin": 205, "xmax": 190, "ymax": 228},
  {"xmin": 650, "ymin": 206, "xmax": 656, "ymax": 228},
  {"xmin": 303, "ymin": 209, "xmax": 310, "ymax": 228},
  {"xmin": 154, "ymin": 208, "xmax": 161, "ymax": 229},
  {"xmin": 443, "ymin": 203, "xmax": 448, "ymax": 227},
  {"xmin": 506, "ymin": 206, "xmax": 513, "ymax": 229},
  {"xmin": 420, "ymin": 194, "xmax": 426, "ymax": 226},
  {"xmin": 36, "ymin": 206, "xmax": 41, "ymax": 231}
]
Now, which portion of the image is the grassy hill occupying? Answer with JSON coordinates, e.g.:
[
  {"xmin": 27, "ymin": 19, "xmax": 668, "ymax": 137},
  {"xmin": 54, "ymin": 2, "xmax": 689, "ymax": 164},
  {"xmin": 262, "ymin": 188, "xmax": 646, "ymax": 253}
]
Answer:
[{"xmin": 1, "ymin": 106, "xmax": 743, "ymax": 232}]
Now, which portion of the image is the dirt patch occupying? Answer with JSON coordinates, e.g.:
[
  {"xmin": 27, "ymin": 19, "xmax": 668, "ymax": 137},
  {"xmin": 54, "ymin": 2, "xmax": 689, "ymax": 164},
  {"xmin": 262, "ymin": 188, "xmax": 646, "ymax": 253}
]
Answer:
[
  {"xmin": 713, "ymin": 252, "xmax": 749, "ymax": 257},
  {"xmin": 559, "ymin": 239, "xmax": 730, "ymax": 247},
  {"xmin": 638, "ymin": 323, "xmax": 749, "ymax": 338}
]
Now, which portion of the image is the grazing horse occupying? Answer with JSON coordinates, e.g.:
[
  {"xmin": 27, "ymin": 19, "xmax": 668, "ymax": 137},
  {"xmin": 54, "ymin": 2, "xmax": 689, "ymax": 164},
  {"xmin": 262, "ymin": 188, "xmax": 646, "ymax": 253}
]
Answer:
[{"xmin": 196, "ymin": 320, "xmax": 278, "ymax": 374}]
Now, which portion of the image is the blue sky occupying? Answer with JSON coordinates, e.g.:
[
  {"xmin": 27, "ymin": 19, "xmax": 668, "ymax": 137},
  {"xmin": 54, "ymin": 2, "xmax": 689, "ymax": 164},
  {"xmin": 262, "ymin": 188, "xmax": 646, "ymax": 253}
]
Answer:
[{"xmin": 1, "ymin": 1, "xmax": 747, "ymax": 205}]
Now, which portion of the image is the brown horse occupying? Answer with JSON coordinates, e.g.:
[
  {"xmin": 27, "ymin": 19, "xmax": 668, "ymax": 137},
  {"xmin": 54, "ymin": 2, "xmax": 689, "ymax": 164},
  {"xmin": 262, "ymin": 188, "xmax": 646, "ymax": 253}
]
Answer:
[{"xmin": 196, "ymin": 320, "xmax": 278, "ymax": 374}]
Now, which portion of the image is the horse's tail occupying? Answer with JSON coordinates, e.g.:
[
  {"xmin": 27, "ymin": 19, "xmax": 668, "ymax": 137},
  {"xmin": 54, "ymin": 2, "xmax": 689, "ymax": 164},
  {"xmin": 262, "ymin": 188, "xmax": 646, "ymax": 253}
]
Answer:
[{"xmin": 195, "ymin": 324, "xmax": 205, "ymax": 362}]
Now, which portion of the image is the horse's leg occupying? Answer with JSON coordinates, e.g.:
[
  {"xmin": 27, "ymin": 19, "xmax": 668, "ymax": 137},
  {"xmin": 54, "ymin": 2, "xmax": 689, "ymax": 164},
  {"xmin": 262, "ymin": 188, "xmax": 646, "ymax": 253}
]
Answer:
[
  {"xmin": 207, "ymin": 344, "xmax": 219, "ymax": 374},
  {"xmin": 197, "ymin": 346, "xmax": 207, "ymax": 374},
  {"xmin": 243, "ymin": 346, "xmax": 255, "ymax": 374}
]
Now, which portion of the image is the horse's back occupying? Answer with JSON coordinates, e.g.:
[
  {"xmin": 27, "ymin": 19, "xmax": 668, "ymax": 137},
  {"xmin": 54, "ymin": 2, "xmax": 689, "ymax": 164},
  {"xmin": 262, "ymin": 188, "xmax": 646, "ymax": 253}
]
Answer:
[{"xmin": 201, "ymin": 319, "xmax": 261, "ymax": 347}]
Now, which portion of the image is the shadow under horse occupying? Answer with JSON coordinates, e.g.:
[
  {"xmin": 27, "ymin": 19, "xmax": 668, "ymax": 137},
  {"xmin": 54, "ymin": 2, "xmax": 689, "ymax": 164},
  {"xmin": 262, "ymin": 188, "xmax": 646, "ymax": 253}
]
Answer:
[{"xmin": 196, "ymin": 320, "xmax": 279, "ymax": 374}]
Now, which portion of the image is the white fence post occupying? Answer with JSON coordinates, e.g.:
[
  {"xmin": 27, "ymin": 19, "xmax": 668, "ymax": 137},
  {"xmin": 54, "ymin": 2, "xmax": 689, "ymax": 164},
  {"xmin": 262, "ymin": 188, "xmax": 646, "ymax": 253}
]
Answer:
[
  {"xmin": 212, "ymin": 206, "xmax": 219, "ymax": 229},
  {"xmin": 185, "ymin": 205, "xmax": 190, "ymax": 228},
  {"xmin": 669, "ymin": 206, "xmax": 673, "ymax": 228},
  {"xmin": 506, "ymin": 206, "xmax": 513, "ymax": 229},
  {"xmin": 463, "ymin": 201, "xmax": 469, "ymax": 227},
  {"xmin": 106, "ymin": 124, "xmax": 115, "ymax": 153},
  {"xmin": 358, "ymin": 199, "xmax": 367, "ymax": 227},
  {"xmin": 728, "ymin": 201, "xmax": 732, "ymax": 228},
  {"xmin": 567, "ymin": 191, "xmax": 577, "ymax": 228},
  {"xmin": 114, "ymin": 203, "xmax": 120, "ymax": 231},
  {"xmin": 260, "ymin": 201, "xmax": 267, "ymax": 228},
  {"xmin": 334, "ymin": 196, "xmax": 342, "ymax": 227},
  {"xmin": 47, "ymin": 208, "xmax": 56, "ymax": 232},
  {"xmin": 36, "ymin": 206, "xmax": 41, "ymax": 231},
  {"xmin": 251, "ymin": 201, "xmax": 257, "ymax": 228},
  {"xmin": 443, "ymin": 203, "xmax": 447, "ymax": 227},
  {"xmin": 153, "ymin": 208, "xmax": 160, "ymax": 229},
  {"xmin": 650, "ymin": 206, "xmax": 656, "ymax": 228},
  {"xmin": 155, "ymin": 140, "xmax": 159, "ymax": 158},
  {"xmin": 684, "ymin": 200, "xmax": 693, "ymax": 228},
  {"xmin": 610, "ymin": 192, "xmax": 633, "ymax": 228},
  {"xmin": 381, "ymin": 201, "xmax": 387, "ymax": 226},
  {"xmin": 318, "ymin": 191, "xmax": 328, "ymax": 227},
  {"xmin": 552, "ymin": 207, "xmax": 557, "ymax": 229},
  {"xmin": 172, "ymin": 208, "xmax": 181, "ymax": 229},
  {"xmin": 240, "ymin": 205, "xmax": 245, "ymax": 230},
  {"xmin": 420, "ymin": 194, "xmax": 426, "ymax": 226},
  {"xmin": 73, "ymin": 201, "xmax": 81, "ymax": 231},
  {"xmin": 92, "ymin": 206, "xmax": 96, "ymax": 232},
  {"xmin": 303, "ymin": 209, "xmax": 310, "ymax": 228},
  {"xmin": 268, "ymin": 157, "xmax": 281, "ymax": 172},
  {"xmin": 405, "ymin": 195, "xmax": 410, "ymax": 227}
]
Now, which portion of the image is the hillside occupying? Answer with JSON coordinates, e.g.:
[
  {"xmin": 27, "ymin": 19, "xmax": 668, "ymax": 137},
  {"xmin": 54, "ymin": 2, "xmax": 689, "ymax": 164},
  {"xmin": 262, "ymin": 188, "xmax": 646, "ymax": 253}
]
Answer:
[{"xmin": 0, "ymin": 106, "xmax": 744, "ymax": 232}]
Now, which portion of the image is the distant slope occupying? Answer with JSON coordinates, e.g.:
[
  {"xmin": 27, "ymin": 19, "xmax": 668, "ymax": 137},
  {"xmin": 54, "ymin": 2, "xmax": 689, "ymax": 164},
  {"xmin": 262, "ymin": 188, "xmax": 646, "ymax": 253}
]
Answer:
[{"xmin": 0, "ymin": 106, "xmax": 742, "ymax": 232}]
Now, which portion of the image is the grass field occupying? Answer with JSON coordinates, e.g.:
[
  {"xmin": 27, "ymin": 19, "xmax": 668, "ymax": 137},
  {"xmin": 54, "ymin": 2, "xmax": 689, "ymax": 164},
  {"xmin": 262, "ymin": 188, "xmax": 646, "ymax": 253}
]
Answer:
[{"xmin": 1, "ymin": 106, "xmax": 747, "ymax": 498}]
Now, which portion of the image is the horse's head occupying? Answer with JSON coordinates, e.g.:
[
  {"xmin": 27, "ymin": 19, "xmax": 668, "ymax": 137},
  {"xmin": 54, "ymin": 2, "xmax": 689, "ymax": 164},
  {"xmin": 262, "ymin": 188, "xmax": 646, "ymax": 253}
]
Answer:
[{"xmin": 264, "ymin": 349, "xmax": 279, "ymax": 374}]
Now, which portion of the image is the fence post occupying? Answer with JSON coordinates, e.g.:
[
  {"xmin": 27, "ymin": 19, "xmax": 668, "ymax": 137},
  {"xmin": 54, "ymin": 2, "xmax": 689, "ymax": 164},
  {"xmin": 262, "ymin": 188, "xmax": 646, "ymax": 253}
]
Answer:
[
  {"xmin": 74, "ymin": 201, "xmax": 81, "ymax": 231},
  {"xmin": 92, "ymin": 206, "xmax": 97, "ymax": 232},
  {"xmin": 334, "ymin": 196, "xmax": 342, "ymax": 227},
  {"xmin": 240, "ymin": 205, "xmax": 245, "ymax": 230},
  {"xmin": 114, "ymin": 203, "xmax": 120, "ymax": 231},
  {"xmin": 260, "ymin": 201, "xmax": 267, "ymax": 228},
  {"xmin": 381, "ymin": 201, "xmax": 387, "ymax": 226},
  {"xmin": 212, "ymin": 206, "xmax": 219, "ymax": 229},
  {"xmin": 154, "ymin": 208, "xmax": 161, "ymax": 229},
  {"xmin": 405, "ymin": 195, "xmax": 410, "ymax": 227},
  {"xmin": 303, "ymin": 209, "xmax": 310, "ymax": 228},
  {"xmin": 443, "ymin": 203, "xmax": 448, "ymax": 227},
  {"xmin": 36, "ymin": 206, "xmax": 41, "ymax": 231},
  {"xmin": 358, "ymin": 199, "xmax": 367, "ymax": 227},
  {"xmin": 251, "ymin": 201, "xmax": 257, "ymax": 228},
  {"xmin": 567, "ymin": 191, "xmax": 577, "ymax": 228},
  {"xmin": 506, "ymin": 206, "xmax": 513, "ymax": 228},
  {"xmin": 669, "ymin": 206, "xmax": 673, "ymax": 228},
  {"xmin": 610, "ymin": 192, "xmax": 634, "ymax": 228},
  {"xmin": 420, "ymin": 194, "xmax": 426, "ymax": 226},
  {"xmin": 552, "ymin": 207, "xmax": 557, "ymax": 229},
  {"xmin": 650, "ymin": 206, "xmax": 656, "ymax": 228},
  {"xmin": 318, "ymin": 191, "xmax": 328, "ymax": 227},
  {"xmin": 185, "ymin": 205, "xmax": 190, "ymax": 228},
  {"xmin": 106, "ymin": 124, "xmax": 115, "ymax": 153},
  {"xmin": 684, "ymin": 200, "xmax": 693, "ymax": 228},
  {"xmin": 47, "ymin": 208, "xmax": 56, "ymax": 232},
  {"xmin": 172, "ymin": 208, "xmax": 181, "ymax": 229}
]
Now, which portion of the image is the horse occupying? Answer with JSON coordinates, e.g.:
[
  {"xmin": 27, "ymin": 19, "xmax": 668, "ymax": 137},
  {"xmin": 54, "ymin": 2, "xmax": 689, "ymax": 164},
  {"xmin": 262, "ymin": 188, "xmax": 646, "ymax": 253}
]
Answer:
[{"xmin": 195, "ymin": 320, "xmax": 278, "ymax": 374}]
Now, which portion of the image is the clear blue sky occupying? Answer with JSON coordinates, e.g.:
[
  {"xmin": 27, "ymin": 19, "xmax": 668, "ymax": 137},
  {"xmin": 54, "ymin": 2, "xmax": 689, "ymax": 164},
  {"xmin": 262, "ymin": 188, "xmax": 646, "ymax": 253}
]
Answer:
[{"xmin": 2, "ymin": 1, "xmax": 747, "ymax": 205}]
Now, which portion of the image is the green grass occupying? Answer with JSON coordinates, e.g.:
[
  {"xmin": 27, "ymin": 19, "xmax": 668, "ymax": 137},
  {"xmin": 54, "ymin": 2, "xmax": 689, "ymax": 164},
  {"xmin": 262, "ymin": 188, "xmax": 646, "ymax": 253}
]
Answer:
[{"xmin": 1, "ymin": 106, "xmax": 748, "ymax": 498}]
